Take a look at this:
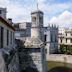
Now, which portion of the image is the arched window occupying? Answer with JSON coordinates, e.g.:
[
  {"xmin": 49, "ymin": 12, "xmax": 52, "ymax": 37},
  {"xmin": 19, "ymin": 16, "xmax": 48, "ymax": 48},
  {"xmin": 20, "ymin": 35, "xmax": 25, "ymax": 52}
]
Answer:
[{"xmin": 32, "ymin": 17, "xmax": 36, "ymax": 22}]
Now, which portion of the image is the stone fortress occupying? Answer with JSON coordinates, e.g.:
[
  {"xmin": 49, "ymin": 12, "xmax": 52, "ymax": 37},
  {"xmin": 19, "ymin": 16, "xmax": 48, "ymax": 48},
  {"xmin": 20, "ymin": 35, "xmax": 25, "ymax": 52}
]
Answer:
[{"xmin": 0, "ymin": 7, "xmax": 58, "ymax": 72}]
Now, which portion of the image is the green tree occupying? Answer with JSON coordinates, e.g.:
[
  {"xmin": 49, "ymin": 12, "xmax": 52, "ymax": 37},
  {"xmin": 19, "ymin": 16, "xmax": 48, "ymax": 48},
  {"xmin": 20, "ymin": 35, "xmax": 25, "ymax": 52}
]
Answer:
[
  {"xmin": 60, "ymin": 44, "xmax": 72, "ymax": 55},
  {"xmin": 60, "ymin": 44, "xmax": 66, "ymax": 53}
]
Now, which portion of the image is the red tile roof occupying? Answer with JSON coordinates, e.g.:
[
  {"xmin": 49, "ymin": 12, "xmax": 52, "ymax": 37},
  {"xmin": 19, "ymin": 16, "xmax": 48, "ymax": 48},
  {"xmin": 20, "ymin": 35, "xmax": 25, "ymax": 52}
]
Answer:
[{"xmin": 0, "ymin": 16, "xmax": 15, "ymax": 31}]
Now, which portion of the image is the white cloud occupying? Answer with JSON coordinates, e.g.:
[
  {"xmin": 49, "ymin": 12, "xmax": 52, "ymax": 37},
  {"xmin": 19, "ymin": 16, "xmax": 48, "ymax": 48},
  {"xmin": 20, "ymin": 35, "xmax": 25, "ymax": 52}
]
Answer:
[
  {"xmin": 50, "ymin": 10, "xmax": 72, "ymax": 28},
  {"xmin": 37, "ymin": 0, "xmax": 46, "ymax": 3},
  {"xmin": 0, "ymin": 0, "xmax": 33, "ymax": 22},
  {"xmin": 0, "ymin": 0, "xmax": 9, "ymax": 7},
  {"xmin": 0, "ymin": 0, "xmax": 72, "ymax": 28},
  {"xmin": 42, "ymin": 3, "xmax": 72, "ymax": 13}
]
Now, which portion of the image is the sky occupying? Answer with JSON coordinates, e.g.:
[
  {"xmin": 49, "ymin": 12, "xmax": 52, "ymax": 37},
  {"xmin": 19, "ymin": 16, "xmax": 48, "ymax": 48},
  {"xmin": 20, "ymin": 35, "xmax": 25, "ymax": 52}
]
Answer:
[{"xmin": 0, "ymin": 0, "xmax": 72, "ymax": 28}]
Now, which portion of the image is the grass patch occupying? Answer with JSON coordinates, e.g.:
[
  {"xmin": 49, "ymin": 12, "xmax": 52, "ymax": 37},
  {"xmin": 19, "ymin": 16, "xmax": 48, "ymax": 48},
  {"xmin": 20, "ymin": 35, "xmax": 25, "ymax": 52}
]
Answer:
[{"xmin": 48, "ymin": 61, "xmax": 72, "ymax": 71}]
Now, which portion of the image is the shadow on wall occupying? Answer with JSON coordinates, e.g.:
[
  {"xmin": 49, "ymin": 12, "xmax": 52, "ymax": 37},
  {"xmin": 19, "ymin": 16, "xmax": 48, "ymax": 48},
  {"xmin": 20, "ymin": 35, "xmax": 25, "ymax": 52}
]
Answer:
[
  {"xmin": 48, "ymin": 66, "xmax": 72, "ymax": 72},
  {"xmin": 15, "ymin": 39, "xmax": 39, "ymax": 72},
  {"xmin": 19, "ymin": 48, "xmax": 39, "ymax": 72},
  {"xmin": 21, "ymin": 67, "xmax": 38, "ymax": 72}
]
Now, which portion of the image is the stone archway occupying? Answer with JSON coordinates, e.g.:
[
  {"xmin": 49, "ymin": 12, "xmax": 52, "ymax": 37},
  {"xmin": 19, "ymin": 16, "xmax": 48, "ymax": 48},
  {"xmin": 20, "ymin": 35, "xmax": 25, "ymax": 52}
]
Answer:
[{"xmin": 21, "ymin": 67, "xmax": 38, "ymax": 72}]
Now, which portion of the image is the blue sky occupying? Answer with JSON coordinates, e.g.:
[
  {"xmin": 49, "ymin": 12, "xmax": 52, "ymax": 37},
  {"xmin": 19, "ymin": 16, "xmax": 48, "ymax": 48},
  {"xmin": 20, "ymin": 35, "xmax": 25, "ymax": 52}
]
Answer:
[{"xmin": 0, "ymin": 0, "xmax": 72, "ymax": 28}]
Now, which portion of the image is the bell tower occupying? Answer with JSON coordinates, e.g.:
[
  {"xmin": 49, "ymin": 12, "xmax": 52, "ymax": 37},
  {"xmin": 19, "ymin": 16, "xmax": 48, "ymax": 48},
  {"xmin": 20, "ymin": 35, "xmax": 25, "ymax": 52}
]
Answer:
[
  {"xmin": 31, "ymin": 10, "xmax": 44, "ymax": 41},
  {"xmin": 24, "ymin": 3, "xmax": 46, "ymax": 72},
  {"xmin": 31, "ymin": 11, "xmax": 43, "ymax": 28}
]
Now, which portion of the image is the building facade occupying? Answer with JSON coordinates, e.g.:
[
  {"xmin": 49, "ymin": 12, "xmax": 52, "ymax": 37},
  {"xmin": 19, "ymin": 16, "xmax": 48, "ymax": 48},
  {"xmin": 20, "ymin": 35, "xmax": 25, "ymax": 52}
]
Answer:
[
  {"xmin": 58, "ymin": 28, "xmax": 72, "ymax": 45},
  {"xmin": 14, "ymin": 22, "xmax": 58, "ymax": 56},
  {"xmin": 14, "ymin": 22, "xmax": 31, "ymax": 41},
  {"xmin": 44, "ymin": 25, "xmax": 58, "ymax": 55},
  {"xmin": 0, "ymin": 16, "xmax": 15, "ymax": 49},
  {"xmin": 0, "ymin": 8, "xmax": 19, "ymax": 72}
]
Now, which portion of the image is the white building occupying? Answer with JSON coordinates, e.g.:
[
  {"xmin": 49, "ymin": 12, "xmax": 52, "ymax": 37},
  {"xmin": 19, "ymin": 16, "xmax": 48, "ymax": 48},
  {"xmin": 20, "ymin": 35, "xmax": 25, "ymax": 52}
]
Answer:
[
  {"xmin": 0, "ymin": 16, "xmax": 15, "ymax": 49},
  {"xmin": 59, "ymin": 28, "xmax": 72, "ymax": 45},
  {"xmin": 0, "ymin": 8, "xmax": 19, "ymax": 72}
]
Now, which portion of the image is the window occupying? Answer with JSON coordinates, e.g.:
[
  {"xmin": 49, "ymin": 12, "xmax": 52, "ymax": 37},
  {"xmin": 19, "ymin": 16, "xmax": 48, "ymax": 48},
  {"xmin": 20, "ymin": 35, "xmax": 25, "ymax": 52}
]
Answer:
[
  {"xmin": 7, "ymin": 30, "xmax": 9, "ymax": 45},
  {"xmin": 12, "ymin": 32, "xmax": 15, "ymax": 44},
  {"xmin": 10, "ymin": 31, "xmax": 12, "ymax": 44},
  {"xmin": 66, "ymin": 39, "xmax": 67, "ymax": 43},
  {"xmin": 0, "ymin": 27, "xmax": 4, "ymax": 48},
  {"xmin": 44, "ymin": 35, "xmax": 46, "ymax": 42},
  {"xmin": 0, "ymin": 10, "xmax": 2, "ymax": 14},
  {"xmin": 71, "ymin": 33, "xmax": 72, "ymax": 36},
  {"xmin": 39, "ymin": 16, "xmax": 43, "ymax": 26},
  {"xmin": 32, "ymin": 17, "xmax": 36, "ymax": 22},
  {"xmin": 44, "ymin": 35, "xmax": 47, "ymax": 45},
  {"xmin": 51, "ymin": 34, "xmax": 53, "ymax": 42},
  {"xmin": 70, "ymin": 39, "xmax": 72, "ymax": 43},
  {"xmin": 60, "ymin": 39, "xmax": 62, "ymax": 43},
  {"xmin": 55, "ymin": 35, "xmax": 57, "ymax": 42},
  {"xmin": 66, "ymin": 33, "xmax": 67, "ymax": 36}
]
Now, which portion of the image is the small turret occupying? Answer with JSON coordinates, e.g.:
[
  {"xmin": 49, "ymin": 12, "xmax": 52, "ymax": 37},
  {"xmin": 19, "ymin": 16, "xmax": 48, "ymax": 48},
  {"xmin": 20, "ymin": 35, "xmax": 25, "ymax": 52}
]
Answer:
[{"xmin": 7, "ymin": 18, "xmax": 13, "ymax": 24}]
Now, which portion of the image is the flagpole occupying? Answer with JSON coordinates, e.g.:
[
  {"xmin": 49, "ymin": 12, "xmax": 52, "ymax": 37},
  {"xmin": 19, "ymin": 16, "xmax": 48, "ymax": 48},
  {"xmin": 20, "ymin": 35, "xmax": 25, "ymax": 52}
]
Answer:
[{"xmin": 37, "ymin": 1, "xmax": 39, "ymax": 10}]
